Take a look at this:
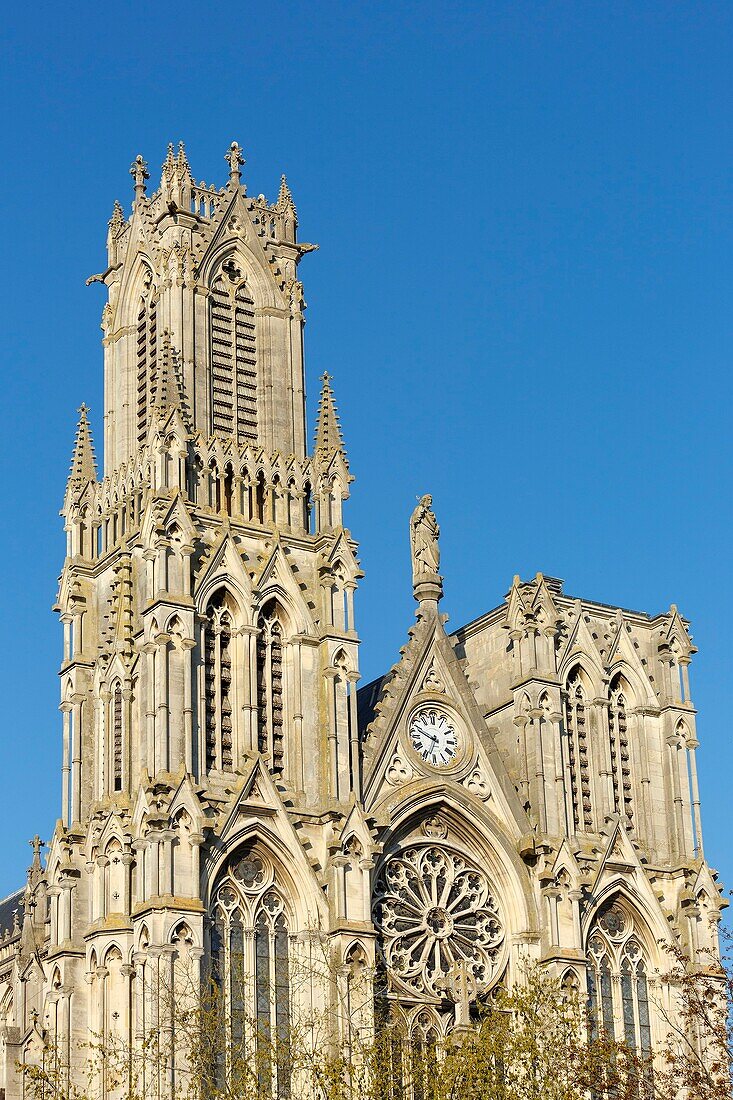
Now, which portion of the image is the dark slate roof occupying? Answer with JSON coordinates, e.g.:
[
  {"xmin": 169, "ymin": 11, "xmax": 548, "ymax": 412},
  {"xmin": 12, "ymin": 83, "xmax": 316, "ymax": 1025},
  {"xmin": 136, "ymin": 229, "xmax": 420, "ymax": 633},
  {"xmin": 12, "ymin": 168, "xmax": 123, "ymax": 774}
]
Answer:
[
  {"xmin": 357, "ymin": 675, "xmax": 387, "ymax": 737},
  {"xmin": 0, "ymin": 889, "xmax": 23, "ymax": 939}
]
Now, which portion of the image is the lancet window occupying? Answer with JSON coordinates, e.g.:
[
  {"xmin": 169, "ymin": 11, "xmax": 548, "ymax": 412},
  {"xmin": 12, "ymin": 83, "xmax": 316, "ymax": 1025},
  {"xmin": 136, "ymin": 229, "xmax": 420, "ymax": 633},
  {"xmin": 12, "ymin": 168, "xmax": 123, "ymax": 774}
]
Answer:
[
  {"xmin": 564, "ymin": 668, "xmax": 593, "ymax": 831},
  {"xmin": 209, "ymin": 846, "xmax": 291, "ymax": 1098},
  {"xmin": 586, "ymin": 901, "xmax": 653, "ymax": 1064},
  {"xmin": 210, "ymin": 270, "xmax": 258, "ymax": 443},
  {"xmin": 204, "ymin": 590, "xmax": 236, "ymax": 772},
  {"xmin": 608, "ymin": 675, "xmax": 633, "ymax": 825},
  {"xmin": 136, "ymin": 275, "xmax": 157, "ymax": 445},
  {"xmin": 256, "ymin": 600, "xmax": 285, "ymax": 772}
]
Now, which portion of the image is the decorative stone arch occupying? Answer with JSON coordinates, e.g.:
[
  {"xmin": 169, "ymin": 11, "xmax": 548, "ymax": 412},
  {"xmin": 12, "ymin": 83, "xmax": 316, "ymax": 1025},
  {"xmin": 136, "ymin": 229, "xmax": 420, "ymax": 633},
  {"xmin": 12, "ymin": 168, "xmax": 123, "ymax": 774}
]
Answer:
[
  {"xmin": 203, "ymin": 825, "xmax": 325, "ymax": 931},
  {"xmin": 558, "ymin": 650, "xmax": 604, "ymax": 698},
  {"xmin": 204, "ymin": 830, "xmax": 322, "ymax": 1098},
  {"xmin": 117, "ymin": 253, "xmax": 158, "ymax": 331},
  {"xmin": 198, "ymin": 240, "xmax": 280, "ymax": 311},
  {"xmin": 582, "ymin": 890, "xmax": 665, "ymax": 1058}
]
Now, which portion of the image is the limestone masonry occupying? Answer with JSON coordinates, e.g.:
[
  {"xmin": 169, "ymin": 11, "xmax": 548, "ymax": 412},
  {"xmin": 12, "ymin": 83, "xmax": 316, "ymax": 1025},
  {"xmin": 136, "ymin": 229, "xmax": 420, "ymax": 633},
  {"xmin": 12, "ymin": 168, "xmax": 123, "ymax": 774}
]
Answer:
[{"xmin": 0, "ymin": 142, "xmax": 725, "ymax": 1098}]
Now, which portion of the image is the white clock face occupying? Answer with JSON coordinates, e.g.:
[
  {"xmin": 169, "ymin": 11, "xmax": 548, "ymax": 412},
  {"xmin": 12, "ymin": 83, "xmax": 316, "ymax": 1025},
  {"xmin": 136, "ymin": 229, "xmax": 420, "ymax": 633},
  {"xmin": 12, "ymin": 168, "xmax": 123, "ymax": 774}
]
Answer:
[{"xmin": 409, "ymin": 708, "xmax": 458, "ymax": 766}]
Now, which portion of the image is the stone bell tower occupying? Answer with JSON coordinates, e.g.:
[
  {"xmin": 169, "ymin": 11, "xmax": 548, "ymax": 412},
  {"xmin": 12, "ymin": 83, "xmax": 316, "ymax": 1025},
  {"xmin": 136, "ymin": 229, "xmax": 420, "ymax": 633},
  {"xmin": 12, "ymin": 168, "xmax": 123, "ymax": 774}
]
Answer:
[
  {"xmin": 0, "ymin": 142, "xmax": 368, "ymax": 1100},
  {"xmin": 98, "ymin": 141, "xmax": 316, "ymax": 471}
]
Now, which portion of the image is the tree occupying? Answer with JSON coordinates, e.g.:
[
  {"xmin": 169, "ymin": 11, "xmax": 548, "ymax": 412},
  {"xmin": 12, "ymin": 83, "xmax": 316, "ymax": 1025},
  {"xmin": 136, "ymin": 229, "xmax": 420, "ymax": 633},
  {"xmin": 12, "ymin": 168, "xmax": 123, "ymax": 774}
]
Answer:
[{"xmin": 17, "ymin": 944, "xmax": 733, "ymax": 1100}]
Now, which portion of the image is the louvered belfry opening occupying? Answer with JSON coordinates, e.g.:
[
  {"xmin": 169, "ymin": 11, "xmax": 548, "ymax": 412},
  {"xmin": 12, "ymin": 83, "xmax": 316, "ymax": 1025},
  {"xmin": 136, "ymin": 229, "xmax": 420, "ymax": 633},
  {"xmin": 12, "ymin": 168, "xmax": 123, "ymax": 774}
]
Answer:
[
  {"xmin": 112, "ymin": 683, "xmax": 123, "ymax": 792},
  {"xmin": 609, "ymin": 676, "xmax": 633, "ymax": 825},
  {"xmin": 564, "ymin": 668, "xmax": 593, "ymax": 831},
  {"xmin": 204, "ymin": 589, "xmax": 235, "ymax": 773},
  {"xmin": 136, "ymin": 295, "xmax": 157, "ymax": 445},
  {"xmin": 257, "ymin": 599, "xmax": 285, "ymax": 773},
  {"xmin": 210, "ymin": 268, "xmax": 258, "ymax": 443}
]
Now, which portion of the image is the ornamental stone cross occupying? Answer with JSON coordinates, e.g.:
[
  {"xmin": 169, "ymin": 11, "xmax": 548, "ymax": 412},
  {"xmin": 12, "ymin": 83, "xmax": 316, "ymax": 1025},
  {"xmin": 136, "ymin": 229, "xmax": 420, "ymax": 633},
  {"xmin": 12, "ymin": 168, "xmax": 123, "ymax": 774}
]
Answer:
[{"xmin": 443, "ymin": 959, "xmax": 477, "ymax": 1030}]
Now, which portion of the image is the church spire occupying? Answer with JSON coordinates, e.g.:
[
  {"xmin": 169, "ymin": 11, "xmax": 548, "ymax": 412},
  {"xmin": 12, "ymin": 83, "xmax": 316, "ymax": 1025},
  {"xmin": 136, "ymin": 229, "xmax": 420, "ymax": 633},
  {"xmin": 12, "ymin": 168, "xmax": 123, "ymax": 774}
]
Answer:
[
  {"xmin": 65, "ymin": 403, "xmax": 97, "ymax": 501},
  {"xmin": 314, "ymin": 372, "xmax": 348, "ymax": 469}
]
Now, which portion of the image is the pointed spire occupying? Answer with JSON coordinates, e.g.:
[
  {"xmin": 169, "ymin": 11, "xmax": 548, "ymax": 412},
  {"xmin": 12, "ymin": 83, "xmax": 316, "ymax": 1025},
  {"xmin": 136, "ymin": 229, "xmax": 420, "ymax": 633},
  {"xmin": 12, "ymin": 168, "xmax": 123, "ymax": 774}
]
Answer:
[
  {"xmin": 163, "ymin": 141, "xmax": 176, "ymax": 175},
  {"xmin": 277, "ymin": 173, "xmax": 298, "ymax": 230},
  {"xmin": 108, "ymin": 199, "xmax": 125, "ymax": 235},
  {"xmin": 152, "ymin": 331, "xmax": 186, "ymax": 417},
  {"xmin": 177, "ymin": 140, "xmax": 190, "ymax": 175},
  {"xmin": 66, "ymin": 404, "xmax": 97, "ymax": 499},
  {"xmin": 314, "ymin": 372, "xmax": 348, "ymax": 469},
  {"xmin": 278, "ymin": 174, "xmax": 294, "ymax": 209}
]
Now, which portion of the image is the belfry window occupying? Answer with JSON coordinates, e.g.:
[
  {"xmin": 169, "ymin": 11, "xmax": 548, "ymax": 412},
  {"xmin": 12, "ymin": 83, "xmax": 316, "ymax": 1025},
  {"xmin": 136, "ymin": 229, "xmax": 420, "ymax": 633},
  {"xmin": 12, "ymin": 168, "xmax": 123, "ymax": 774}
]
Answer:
[
  {"xmin": 204, "ymin": 590, "xmax": 235, "ymax": 772},
  {"xmin": 586, "ymin": 901, "xmax": 653, "ymax": 1064},
  {"xmin": 136, "ymin": 279, "xmax": 157, "ymax": 445},
  {"xmin": 210, "ymin": 271, "xmax": 258, "ymax": 443},
  {"xmin": 257, "ymin": 600, "xmax": 285, "ymax": 772},
  {"xmin": 209, "ymin": 847, "xmax": 291, "ymax": 1098},
  {"xmin": 609, "ymin": 675, "xmax": 633, "ymax": 825},
  {"xmin": 564, "ymin": 669, "xmax": 593, "ymax": 831}
]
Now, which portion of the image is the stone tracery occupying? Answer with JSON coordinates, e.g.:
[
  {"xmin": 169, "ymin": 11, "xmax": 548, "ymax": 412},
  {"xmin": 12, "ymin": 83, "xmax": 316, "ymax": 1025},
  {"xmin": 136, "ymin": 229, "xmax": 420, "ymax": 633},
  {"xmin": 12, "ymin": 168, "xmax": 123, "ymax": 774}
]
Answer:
[{"xmin": 373, "ymin": 842, "xmax": 504, "ymax": 1001}]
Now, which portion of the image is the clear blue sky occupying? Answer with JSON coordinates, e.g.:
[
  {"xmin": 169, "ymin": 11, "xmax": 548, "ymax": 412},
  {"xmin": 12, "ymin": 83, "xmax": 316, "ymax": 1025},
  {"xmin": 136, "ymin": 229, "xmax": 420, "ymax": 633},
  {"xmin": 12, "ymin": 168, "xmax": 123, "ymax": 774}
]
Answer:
[{"xmin": 0, "ymin": 2, "xmax": 731, "ymax": 902}]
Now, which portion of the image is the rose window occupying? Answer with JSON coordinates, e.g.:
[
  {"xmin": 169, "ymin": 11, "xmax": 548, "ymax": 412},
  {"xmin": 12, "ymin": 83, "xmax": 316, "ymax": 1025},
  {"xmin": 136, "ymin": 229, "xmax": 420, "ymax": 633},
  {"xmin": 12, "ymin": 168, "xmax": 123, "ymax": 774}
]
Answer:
[{"xmin": 373, "ymin": 845, "xmax": 504, "ymax": 998}]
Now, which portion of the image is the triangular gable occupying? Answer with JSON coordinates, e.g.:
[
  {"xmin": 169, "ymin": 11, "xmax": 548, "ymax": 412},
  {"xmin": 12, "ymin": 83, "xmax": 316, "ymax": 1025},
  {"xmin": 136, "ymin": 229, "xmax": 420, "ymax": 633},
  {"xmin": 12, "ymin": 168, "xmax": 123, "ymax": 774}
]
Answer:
[
  {"xmin": 195, "ymin": 531, "xmax": 254, "ymax": 619},
  {"xmin": 253, "ymin": 539, "xmax": 315, "ymax": 635},
  {"xmin": 558, "ymin": 603, "xmax": 606, "ymax": 686},
  {"xmin": 606, "ymin": 619, "xmax": 658, "ymax": 707},
  {"xmin": 210, "ymin": 759, "xmax": 328, "ymax": 923},
  {"xmin": 168, "ymin": 773, "xmax": 205, "ymax": 831},
  {"xmin": 322, "ymin": 529, "xmax": 362, "ymax": 576},
  {"xmin": 584, "ymin": 822, "xmax": 676, "ymax": 950},
  {"xmin": 196, "ymin": 190, "xmax": 284, "ymax": 309},
  {"xmin": 363, "ymin": 613, "xmax": 529, "ymax": 837}
]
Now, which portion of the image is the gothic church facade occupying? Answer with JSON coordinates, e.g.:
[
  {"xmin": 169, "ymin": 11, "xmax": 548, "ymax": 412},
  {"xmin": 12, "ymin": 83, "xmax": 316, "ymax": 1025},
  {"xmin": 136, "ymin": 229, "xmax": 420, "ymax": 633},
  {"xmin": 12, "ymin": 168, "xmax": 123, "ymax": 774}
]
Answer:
[{"xmin": 0, "ymin": 142, "xmax": 725, "ymax": 1097}]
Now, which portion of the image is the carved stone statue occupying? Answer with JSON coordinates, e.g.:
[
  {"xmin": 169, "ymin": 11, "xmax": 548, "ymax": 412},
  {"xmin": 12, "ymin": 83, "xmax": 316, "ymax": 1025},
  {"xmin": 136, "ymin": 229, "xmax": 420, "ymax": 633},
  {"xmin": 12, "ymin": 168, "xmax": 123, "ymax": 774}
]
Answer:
[{"xmin": 410, "ymin": 494, "xmax": 440, "ymax": 583}]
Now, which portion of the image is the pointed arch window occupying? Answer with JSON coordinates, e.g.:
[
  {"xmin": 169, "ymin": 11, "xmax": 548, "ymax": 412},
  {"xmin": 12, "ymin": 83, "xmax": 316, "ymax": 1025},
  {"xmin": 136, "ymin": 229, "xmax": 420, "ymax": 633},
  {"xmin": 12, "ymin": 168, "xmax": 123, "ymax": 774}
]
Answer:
[
  {"xmin": 564, "ymin": 669, "xmax": 593, "ymax": 830},
  {"xmin": 586, "ymin": 901, "xmax": 654, "ymax": 1066},
  {"xmin": 209, "ymin": 846, "xmax": 291, "ymax": 1098},
  {"xmin": 609, "ymin": 675, "xmax": 633, "ymax": 825},
  {"xmin": 210, "ymin": 271, "xmax": 258, "ymax": 443},
  {"xmin": 257, "ymin": 600, "xmax": 285, "ymax": 772},
  {"xmin": 204, "ymin": 590, "xmax": 236, "ymax": 772}
]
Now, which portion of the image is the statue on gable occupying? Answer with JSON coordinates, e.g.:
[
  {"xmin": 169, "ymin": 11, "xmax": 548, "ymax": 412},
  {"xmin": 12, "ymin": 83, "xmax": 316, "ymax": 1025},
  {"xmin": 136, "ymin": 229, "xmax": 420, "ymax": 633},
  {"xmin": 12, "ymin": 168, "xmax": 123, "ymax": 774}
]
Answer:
[
  {"xmin": 410, "ymin": 494, "xmax": 440, "ymax": 581},
  {"xmin": 410, "ymin": 495, "xmax": 443, "ymax": 611}
]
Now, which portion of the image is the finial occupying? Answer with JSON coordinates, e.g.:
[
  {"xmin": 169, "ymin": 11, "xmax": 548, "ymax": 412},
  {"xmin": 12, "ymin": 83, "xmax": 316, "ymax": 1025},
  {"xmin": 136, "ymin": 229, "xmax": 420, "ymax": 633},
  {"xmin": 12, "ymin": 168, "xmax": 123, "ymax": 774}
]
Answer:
[
  {"xmin": 410, "ymin": 494, "xmax": 443, "ymax": 613},
  {"xmin": 29, "ymin": 835, "xmax": 43, "ymax": 870},
  {"xmin": 130, "ymin": 154, "xmax": 149, "ymax": 199},
  {"xmin": 177, "ymin": 140, "xmax": 190, "ymax": 173},
  {"xmin": 225, "ymin": 141, "xmax": 245, "ymax": 184}
]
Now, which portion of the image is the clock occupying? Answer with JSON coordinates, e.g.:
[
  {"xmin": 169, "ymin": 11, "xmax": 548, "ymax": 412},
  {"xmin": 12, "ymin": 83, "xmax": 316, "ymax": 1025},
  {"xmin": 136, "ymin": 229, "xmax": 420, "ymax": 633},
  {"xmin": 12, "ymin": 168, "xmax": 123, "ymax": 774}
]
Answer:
[{"xmin": 409, "ymin": 707, "xmax": 458, "ymax": 766}]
